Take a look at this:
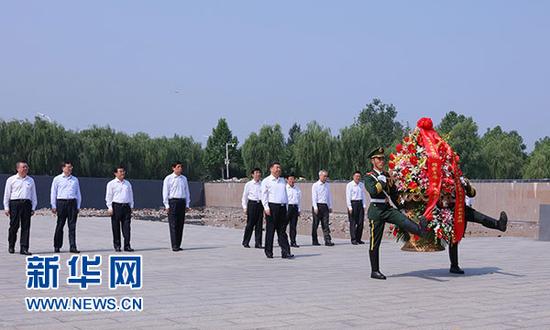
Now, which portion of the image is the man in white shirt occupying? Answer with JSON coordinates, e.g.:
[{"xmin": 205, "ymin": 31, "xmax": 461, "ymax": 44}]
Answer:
[
  {"xmin": 261, "ymin": 162, "xmax": 293, "ymax": 259},
  {"xmin": 311, "ymin": 170, "xmax": 334, "ymax": 246},
  {"xmin": 241, "ymin": 168, "xmax": 263, "ymax": 249},
  {"xmin": 346, "ymin": 171, "xmax": 367, "ymax": 245},
  {"xmin": 3, "ymin": 161, "xmax": 37, "ymax": 255},
  {"xmin": 286, "ymin": 173, "xmax": 301, "ymax": 248},
  {"xmin": 105, "ymin": 165, "xmax": 134, "ymax": 252},
  {"xmin": 162, "ymin": 161, "xmax": 191, "ymax": 252},
  {"xmin": 51, "ymin": 161, "xmax": 82, "ymax": 253}
]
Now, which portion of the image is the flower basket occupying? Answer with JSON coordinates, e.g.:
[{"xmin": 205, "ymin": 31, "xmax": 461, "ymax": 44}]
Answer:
[{"xmin": 388, "ymin": 118, "xmax": 466, "ymax": 252}]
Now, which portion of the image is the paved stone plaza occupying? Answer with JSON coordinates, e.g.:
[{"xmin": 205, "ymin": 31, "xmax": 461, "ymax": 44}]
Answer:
[{"xmin": 1, "ymin": 215, "xmax": 549, "ymax": 329}]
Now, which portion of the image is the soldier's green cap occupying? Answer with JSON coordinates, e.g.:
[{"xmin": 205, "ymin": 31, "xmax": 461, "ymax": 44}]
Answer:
[{"xmin": 368, "ymin": 147, "xmax": 385, "ymax": 159}]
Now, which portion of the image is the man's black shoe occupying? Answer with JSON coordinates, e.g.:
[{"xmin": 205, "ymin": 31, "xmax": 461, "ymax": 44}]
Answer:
[
  {"xmin": 266, "ymin": 254, "xmax": 273, "ymax": 259},
  {"xmin": 358, "ymin": 240, "xmax": 366, "ymax": 244},
  {"xmin": 70, "ymin": 248, "xmax": 80, "ymax": 254},
  {"xmin": 282, "ymin": 254, "xmax": 295, "ymax": 259},
  {"xmin": 291, "ymin": 243, "xmax": 300, "ymax": 248},
  {"xmin": 371, "ymin": 271, "xmax": 386, "ymax": 280},
  {"xmin": 254, "ymin": 244, "xmax": 262, "ymax": 249},
  {"xmin": 325, "ymin": 241, "xmax": 335, "ymax": 246},
  {"xmin": 8, "ymin": 247, "xmax": 15, "ymax": 254},
  {"xmin": 243, "ymin": 243, "xmax": 251, "ymax": 248},
  {"xmin": 54, "ymin": 248, "xmax": 60, "ymax": 253},
  {"xmin": 124, "ymin": 247, "xmax": 135, "ymax": 252},
  {"xmin": 351, "ymin": 241, "xmax": 359, "ymax": 245},
  {"xmin": 450, "ymin": 266, "xmax": 465, "ymax": 274},
  {"xmin": 20, "ymin": 250, "xmax": 32, "ymax": 256},
  {"xmin": 312, "ymin": 241, "xmax": 321, "ymax": 246},
  {"xmin": 115, "ymin": 247, "xmax": 122, "ymax": 252}
]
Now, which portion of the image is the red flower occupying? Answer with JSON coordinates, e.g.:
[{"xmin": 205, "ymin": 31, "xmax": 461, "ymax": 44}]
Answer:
[
  {"xmin": 389, "ymin": 153, "xmax": 396, "ymax": 161},
  {"xmin": 401, "ymin": 168, "xmax": 410, "ymax": 176},
  {"xmin": 407, "ymin": 144, "xmax": 416, "ymax": 154},
  {"xmin": 408, "ymin": 181, "xmax": 418, "ymax": 190},
  {"xmin": 413, "ymin": 234, "xmax": 420, "ymax": 241},
  {"xmin": 396, "ymin": 144, "xmax": 403, "ymax": 153},
  {"xmin": 410, "ymin": 156, "xmax": 418, "ymax": 166},
  {"xmin": 404, "ymin": 136, "xmax": 411, "ymax": 143},
  {"xmin": 388, "ymin": 161, "xmax": 395, "ymax": 169},
  {"xmin": 392, "ymin": 228, "xmax": 398, "ymax": 237}
]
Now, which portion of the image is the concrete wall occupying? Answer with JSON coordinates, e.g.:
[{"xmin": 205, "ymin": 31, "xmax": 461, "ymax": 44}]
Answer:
[{"xmin": 205, "ymin": 181, "xmax": 550, "ymax": 223}]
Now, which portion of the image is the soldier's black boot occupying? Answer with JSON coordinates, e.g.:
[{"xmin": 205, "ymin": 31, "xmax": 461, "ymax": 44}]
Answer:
[
  {"xmin": 400, "ymin": 216, "xmax": 429, "ymax": 238},
  {"xmin": 498, "ymin": 211, "xmax": 508, "ymax": 232},
  {"xmin": 418, "ymin": 216, "xmax": 430, "ymax": 237},
  {"xmin": 369, "ymin": 250, "xmax": 386, "ymax": 280},
  {"xmin": 472, "ymin": 209, "xmax": 507, "ymax": 232},
  {"xmin": 449, "ymin": 244, "xmax": 464, "ymax": 274}
]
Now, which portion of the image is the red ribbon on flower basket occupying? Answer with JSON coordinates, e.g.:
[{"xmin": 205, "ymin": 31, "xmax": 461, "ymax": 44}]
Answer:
[{"xmin": 416, "ymin": 118, "xmax": 465, "ymax": 244}]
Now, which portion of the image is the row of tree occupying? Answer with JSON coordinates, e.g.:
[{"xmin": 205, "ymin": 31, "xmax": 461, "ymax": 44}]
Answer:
[{"xmin": 1, "ymin": 99, "xmax": 549, "ymax": 180}]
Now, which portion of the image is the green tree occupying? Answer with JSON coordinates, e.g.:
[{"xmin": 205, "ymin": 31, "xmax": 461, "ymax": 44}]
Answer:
[
  {"xmin": 332, "ymin": 124, "xmax": 377, "ymax": 179},
  {"xmin": 293, "ymin": 121, "xmax": 335, "ymax": 180},
  {"xmin": 283, "ymin": 123, "xmax": 302, "ymax": 176},
  {"xmin": 356, "ymin": 98, "xmax": 404, "ymax": 147},
  {"xmin": 203, "ymin": 118, "xmax": 239, "ymax": 179},
  {"xmin": 523, "ymin": 137, "xmax": 550, "ymax": 179},
  {"xmin": 241, "ymin": 125, "xmax": 285, "ymax": 173},
  {"xmin": 437, "ymin": 111, "xmax": 482, "ymax": 178},
  {"xmin": 479, "ymin": 126, "xmax": 527, "ymax": 179}
]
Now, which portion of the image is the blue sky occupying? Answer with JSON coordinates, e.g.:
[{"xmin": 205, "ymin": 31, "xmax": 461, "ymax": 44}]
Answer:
[{"xmin": 1, "ymin": 1, "xmax": 549, "ymax": 149}]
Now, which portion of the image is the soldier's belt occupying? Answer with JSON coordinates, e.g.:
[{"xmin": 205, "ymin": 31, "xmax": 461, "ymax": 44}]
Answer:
[{"xmin": 370, "ymin": 198, "xmax": 387, "ymax": 204}]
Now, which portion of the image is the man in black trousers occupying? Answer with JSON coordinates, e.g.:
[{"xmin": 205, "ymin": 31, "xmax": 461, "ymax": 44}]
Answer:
[
  {"xmin": 241, "ymin": 168, "xmax": 263, "ymax": 248},
  {"xmin": 286, "ymin": 173, "xmax": 302, "ymax": 248},
  {"xmin": 261, "ymin": 162, "xmax": 293, "ymax": 259},
  {"xmin": 105, "ymin": 165, "xmax": 135, "ymax": 252},
  {"xmin": 50, "ymin": 161, "xmax": 82, "ymax": 253},
  {"xmin": 3, "ymin": 161, "xmax": 37, "ymax": 255},
  {"xmin": 311, "ymin": 170, "xmax": 334, "ymax": 246},
  {"xmin": 162, "ymin": 161, "xmax": 191, "ymax": 252},
  {"xmin": 345, "ymin": 171, "xmax": 367, "ymax": 245}
]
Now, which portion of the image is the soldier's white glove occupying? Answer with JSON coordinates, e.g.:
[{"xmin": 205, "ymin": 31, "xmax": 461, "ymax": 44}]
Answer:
[
  {"xmin": 460, "ymin": 176, "xmax": 466, "ymax": 186},
  {"xmin": 377, "ymin": 175, "xmax": 387, "ymax": 184}
]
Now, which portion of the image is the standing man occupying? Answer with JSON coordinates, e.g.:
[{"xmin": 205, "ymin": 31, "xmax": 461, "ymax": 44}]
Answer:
[
  {"xmin": 311, "ymin": 170, "xmax": 334, "ymax": 246},
  {"xmin": 365, "ymin": 147, "xmax": 428, "ymax": 280},
  {"xmin": 3, "ymin": 161, "xmax": 37, "ymax": 255},
  {"xmin": 51, "ymin": 161, "xmax": 82, "ymax": 253},
  {"xmin": 346, "ymin": 171, "xmax": 367, "ymax": 245},
  {"xmin": 241, "ymin": 168, "xmax": 263, "ymax": 249},
  {"xmin": 162, "ymin": 161, "xmax": 191, "ymax": 252},
  {"xmin": 261, "ymin": 162, "xmax": 293, "ymax": 259},
  {"xmin": 105, "ymin": 165, "xmax": 134, "ymax": 252},
  {"xmin": 286, "ymin": 174, "xmax": 302, "ymax": 248}
]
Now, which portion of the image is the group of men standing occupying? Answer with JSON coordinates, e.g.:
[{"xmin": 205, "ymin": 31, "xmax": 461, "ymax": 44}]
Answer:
[
  {"xmin": 240, "ymin": 163, "xmax": 372, "ymax": 259},
  {"xmin": 3, "ymin": 160, "xmax": 191, "ymax": 255}
]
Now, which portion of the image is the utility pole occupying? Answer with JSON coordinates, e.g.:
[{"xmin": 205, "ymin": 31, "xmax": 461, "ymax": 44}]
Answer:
[{"xmin": 225, "ymin": 142, "xmax": 235, "ymax": 179}]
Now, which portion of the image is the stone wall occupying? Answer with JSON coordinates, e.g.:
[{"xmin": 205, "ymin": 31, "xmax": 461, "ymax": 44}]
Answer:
[{"xmin": 205, "ymin": 181, "xmax": 550, "ymax": 223}]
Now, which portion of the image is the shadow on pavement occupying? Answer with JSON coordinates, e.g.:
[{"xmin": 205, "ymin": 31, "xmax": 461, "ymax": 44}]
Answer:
[{"xmin": 389, "ymin": 267, "xmax": 525, "ymax": 282}]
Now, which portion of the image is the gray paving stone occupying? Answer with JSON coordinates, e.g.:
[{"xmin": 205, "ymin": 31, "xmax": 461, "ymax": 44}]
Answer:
[{"xmin": 0, "ymin": 215, "xmax": 549, "ymax": 329}]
